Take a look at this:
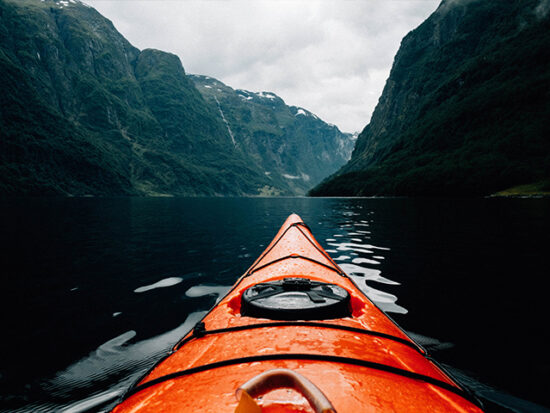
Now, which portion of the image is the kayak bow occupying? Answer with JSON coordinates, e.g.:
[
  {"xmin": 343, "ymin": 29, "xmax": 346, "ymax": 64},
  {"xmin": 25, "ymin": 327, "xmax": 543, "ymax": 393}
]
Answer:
[{"xmin": 113, "ymin": 214, "xmax": 483, "ymax": 412}]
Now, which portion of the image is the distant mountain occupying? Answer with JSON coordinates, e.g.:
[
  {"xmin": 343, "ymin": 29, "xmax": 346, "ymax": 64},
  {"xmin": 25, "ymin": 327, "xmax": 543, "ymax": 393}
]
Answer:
[
  {"xmin": 311, "ymin": 0, "xmax": 550, "ymax": 197},
  {"xmin": 0, "ymin": 0, "xmax": 353, "ymax": 196},
  {"xmin": 190, "ymin": 75, "xmax": 355, "ymax": 194}
]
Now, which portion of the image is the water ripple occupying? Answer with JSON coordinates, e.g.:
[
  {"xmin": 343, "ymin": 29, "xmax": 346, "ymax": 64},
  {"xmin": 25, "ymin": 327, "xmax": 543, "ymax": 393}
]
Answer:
[
  {"xmin": 17, "ymin": 311, "xmax": 207, "ymax": 413},
  {"xmin": 185, "ymin": 285, "xmax": 230, "ymax": 304},
  {"xmin": 328, "ymin": 210, "xmax": 407, "ymax": 314},
  {"xmin": 133, "ymin": 276, "xmax": 183, "ymax": 293}
]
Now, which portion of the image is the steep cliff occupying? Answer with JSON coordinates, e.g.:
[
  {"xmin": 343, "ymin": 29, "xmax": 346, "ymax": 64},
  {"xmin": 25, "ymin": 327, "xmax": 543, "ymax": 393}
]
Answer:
[
  {"xmin": 190, "ymin": 75, "xmax": 355, "ymax": 194},
  {"xmin": 0, "ymin": 0, "xmax": 288, "ymax": 195},
  {"xmin": 311, "ymin": 0, "xmax": 550, "ymax": 196}
]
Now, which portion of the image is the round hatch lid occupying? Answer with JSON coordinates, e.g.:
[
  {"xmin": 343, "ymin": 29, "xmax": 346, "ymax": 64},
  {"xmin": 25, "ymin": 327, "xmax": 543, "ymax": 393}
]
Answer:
[{"xmin": 241, "ymin": 278, "xmax": 351, "ymax": 320}]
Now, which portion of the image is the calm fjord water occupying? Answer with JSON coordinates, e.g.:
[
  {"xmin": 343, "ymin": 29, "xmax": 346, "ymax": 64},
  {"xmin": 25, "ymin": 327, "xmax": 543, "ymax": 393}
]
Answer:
[{"xmin": 1, "ymin": 197, "xmax": 549, "ymax": 412}]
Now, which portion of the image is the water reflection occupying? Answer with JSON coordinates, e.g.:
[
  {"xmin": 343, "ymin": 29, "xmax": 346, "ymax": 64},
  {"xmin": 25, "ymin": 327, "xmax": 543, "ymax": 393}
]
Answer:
[
  {"xmin": 40, "ymin": 282, "xmax": 233, "ymax": 413},
  {"xmin": 13, "ymin": 311, "xmax": 206, "ymax": 413},
  {"xmin": 185, "ymin": 285, "xmax": 231, "ymax": 304},
  {"xmin": 133, "ymin": 276, "xmax": 183, "ymax": 293},
  {"xmin": 324, "ymin": 207, "xmax": 407, "ymax": 314},
  {"xmin": 3, "ymin": 197, "xmax": 549, "ymax": 411}
]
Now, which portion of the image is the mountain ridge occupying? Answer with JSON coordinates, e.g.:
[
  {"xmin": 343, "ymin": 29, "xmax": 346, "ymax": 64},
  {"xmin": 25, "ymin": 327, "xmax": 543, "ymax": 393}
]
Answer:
[
  {"xmin": 0, "ymin": 0, "xmax": 352, "ymax": 196},
  {"xmin": 190, "ymin": 74, "xmax": 356, "ymax": 194},
  {"xmin": 311, "ymin": 0, "xmax": 550, "ymax": 197}
]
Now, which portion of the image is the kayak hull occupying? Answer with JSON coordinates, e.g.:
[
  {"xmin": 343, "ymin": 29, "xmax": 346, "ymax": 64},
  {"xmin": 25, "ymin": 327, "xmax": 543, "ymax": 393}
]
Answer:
[{"xmin": 112, "ymin": 214, "xmax": 483, "ymax": 412}]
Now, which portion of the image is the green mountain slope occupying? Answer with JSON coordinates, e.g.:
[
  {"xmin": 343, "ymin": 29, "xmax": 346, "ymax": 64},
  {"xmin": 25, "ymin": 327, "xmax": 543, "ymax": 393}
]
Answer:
[
  {"xmin": 310, "ymin": 0, "xmax": 550, "ymax": 197},
  {"xmin": 0, "ymin": 0, "xmax": 303, "ymax": 196},
  {"xmin": 190, "ymin": 75, "xmax": 355, "ymax": 194},
  {"xmin": 0, "ymin": 0, "xmax": 137, "ymax": 194},
  {"xmin": 0, "ymin": 0, "xmax": 355, "ymax": 196}
]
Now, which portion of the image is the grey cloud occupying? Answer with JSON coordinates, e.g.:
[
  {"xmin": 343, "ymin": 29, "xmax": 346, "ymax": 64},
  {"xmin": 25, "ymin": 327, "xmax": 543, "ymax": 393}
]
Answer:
[{"xmin": 86, "ymin": 0, "xmax": 439, "ymax": 132}]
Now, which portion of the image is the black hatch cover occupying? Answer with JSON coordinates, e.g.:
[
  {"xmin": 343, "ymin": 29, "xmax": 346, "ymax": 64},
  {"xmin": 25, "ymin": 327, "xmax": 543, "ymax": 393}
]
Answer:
[{"xmin": 241, "ymin": 278, "xmax": 351, "ymax": 320}]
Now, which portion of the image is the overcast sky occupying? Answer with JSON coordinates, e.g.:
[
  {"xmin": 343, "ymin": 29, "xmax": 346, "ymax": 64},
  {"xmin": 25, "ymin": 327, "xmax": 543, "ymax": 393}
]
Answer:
[{"xmin": 85, "ymin": 0, "xmax": 440, "ymax": 133}]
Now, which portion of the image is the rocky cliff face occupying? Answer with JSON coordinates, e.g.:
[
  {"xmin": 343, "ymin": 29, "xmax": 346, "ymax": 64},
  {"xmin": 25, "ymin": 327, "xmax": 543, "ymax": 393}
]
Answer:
[
  {"xmin": 312, "ymin": 0, "xmax": 550, "ymax": 196},
  {"xmin": 190, "ymin": 75, "xmax": 355, "ymax": 194},
  {"xmin": 1, "ymin": 0, "xmax": 268, "ymax": 195},
  {"xmin": 1, "ymin": 0, "xmax": 352, "ymax": 196}
]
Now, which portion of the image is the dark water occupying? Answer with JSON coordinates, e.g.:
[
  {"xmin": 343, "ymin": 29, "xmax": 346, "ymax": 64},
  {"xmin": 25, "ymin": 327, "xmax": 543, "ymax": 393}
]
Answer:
[{"xmin": 1, "ymin": 197, "xmax": 549, "ymax": 412}]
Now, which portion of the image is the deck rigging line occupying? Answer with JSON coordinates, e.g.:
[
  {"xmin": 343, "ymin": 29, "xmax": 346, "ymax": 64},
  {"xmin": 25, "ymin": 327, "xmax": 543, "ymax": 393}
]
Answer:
[
  {"xmin": 173, "ymin": 320, "xmax": 425, "ymax": 354},
  {"xmin": 122, "ymin": 353, "xmax": 483, "ymax": 409}
]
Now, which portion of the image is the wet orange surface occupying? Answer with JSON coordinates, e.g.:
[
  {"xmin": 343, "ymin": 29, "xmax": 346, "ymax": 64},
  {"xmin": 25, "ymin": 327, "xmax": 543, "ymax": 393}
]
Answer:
[
  {"xmin": 112, "ymin": 214, "xmax": 483, "ymax": 412},
  {"xmin": 114, "ymin": 362, "xmax": 481, "ymax": 413}
]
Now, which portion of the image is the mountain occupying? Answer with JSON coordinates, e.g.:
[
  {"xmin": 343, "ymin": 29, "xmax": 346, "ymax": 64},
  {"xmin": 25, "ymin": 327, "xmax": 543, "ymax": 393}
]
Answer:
[
  {"xmin": 0, "ymin": 0, "xmax": 353, "ymax": 196},
  {"xmin": 190, "ymin": 75, "xmax": 355, "ymax": 194},
  {"xmin": 310, "ymin": 0, "xmax": 550, "ymax": 197},
  {"xmin": 0, "ymin": 0, "xmax": 271, "ymax": 196}
]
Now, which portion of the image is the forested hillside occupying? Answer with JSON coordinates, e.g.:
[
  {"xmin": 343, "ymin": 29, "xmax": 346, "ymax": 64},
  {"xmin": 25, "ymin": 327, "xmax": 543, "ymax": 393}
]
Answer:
[
  {"xmin": 311, "ymin": 0, "xmax": 550, "ymax": 197},
  {"xmin": 0, "ymin": 0, "xmax": 352, "ymax": 196}
]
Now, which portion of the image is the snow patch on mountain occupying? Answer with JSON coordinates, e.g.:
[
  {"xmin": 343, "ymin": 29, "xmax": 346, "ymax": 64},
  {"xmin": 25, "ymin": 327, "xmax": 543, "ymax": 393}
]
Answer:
[
  {"xmin": 44, "ymin": 0, "xmax": 87, "ymax": 8},
  {"xmin": 292, "ymin": 107, "xmax": 320, "ymax": 120},
  {"xmin": 258, "ymin": 92, "xmax": 277, "ymax": 100}
]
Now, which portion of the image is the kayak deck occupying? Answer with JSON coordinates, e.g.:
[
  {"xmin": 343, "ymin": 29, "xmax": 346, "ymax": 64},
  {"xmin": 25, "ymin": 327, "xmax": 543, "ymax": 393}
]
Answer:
[{"xmin": 112, "ymin": 214, "xmax": 483, "ymax": 412}]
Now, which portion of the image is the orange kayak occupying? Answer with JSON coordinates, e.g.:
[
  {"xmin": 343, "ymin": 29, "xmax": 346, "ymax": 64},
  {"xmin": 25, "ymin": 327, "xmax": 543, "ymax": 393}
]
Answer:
[{"xmin": 112, "ymin": 214, "xmax": 483, "ymax": 412}]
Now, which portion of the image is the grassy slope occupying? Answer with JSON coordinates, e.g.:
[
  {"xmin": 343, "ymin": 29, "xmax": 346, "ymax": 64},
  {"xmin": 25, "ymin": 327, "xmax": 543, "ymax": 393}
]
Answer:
[{"xmin": 489, "ymin": 180, "xmax": 550, "ymax": 197}]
